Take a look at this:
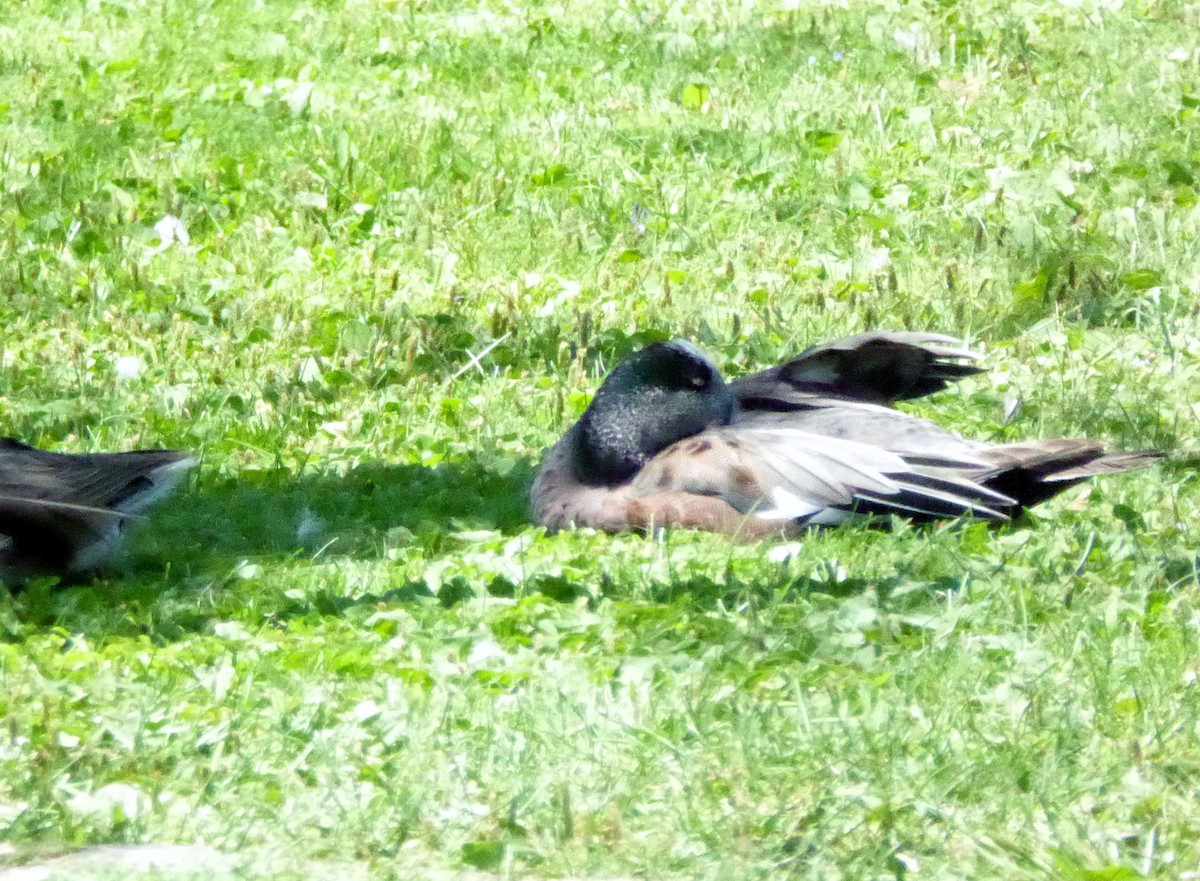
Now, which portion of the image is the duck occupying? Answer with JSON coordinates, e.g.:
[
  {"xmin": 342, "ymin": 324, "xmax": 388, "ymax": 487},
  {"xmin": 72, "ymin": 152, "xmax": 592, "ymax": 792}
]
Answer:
[
  {"xmin": 0, "ymin": 438, "xmax": 196, "ymax": 583},
  {"xmin": 530, "ymin": 332, "xmax": 1161, "ymax": 538}
]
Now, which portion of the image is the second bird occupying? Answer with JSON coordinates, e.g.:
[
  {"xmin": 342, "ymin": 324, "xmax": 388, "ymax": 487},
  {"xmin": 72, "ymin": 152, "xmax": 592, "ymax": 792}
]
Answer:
[
  {"xmin": 531, "ymin": 332, "xmax": 1161, "ymax": 538},
  {"xmin": 0, "ymin": 439, "xmax": 196, "ymax": 585}
]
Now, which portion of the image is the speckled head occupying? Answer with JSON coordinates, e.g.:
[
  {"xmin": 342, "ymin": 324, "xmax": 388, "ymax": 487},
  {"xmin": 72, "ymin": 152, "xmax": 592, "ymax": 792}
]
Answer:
[{"xmin": 574, "ymin": 340, "xmax": 735, "ymax": 485}]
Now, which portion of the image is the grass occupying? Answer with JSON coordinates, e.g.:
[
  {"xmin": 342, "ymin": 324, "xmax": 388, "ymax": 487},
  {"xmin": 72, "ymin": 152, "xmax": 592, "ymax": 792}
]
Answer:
[{"xmin": 1, "ymin": 0, "xmax": 1198, "ymax": 878}]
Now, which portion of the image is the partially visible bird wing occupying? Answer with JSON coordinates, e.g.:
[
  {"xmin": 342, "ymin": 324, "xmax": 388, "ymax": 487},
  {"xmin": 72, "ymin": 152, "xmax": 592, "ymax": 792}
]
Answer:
[
  {"xmin": 628, "ymin": 427, "xmax": 1017, "ymax": 532},
  {"xmin": 0, "ymin": 439, "xmax": 196, "ymax": 577},
  {"xmin": 730, "ymin": 331, "xmax": 983, "ymax": 407},
  {"xmin": 737, "ymin": 399, "xmax": 989, "ymax": 463},
  {"xmin": 0, "ymin": 439, "xmax": 195, "ymax": 513},
  {"xmin": 531, "ymin": 422, "xmax": 1160, "ymax": 539},
  {"xmin": 0, "ymin": 496, "xmax": 124, "ymax": 576}
]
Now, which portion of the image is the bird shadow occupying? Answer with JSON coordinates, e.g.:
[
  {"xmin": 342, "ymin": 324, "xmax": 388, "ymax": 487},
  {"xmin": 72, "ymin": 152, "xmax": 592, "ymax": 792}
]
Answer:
[{"xmin": 1, "ymin": 453, "xmax": 540, "ymax": 640}]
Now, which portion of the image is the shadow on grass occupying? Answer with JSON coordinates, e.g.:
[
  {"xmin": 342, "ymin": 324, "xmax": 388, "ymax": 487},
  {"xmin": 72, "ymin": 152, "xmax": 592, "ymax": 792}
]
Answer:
[
  {"xmin": 158, "ymin": 456, "xmax": 538, "ymax": 564},
  {"xmin": 2, "ymin": 454, "xmax": 540, "ymax": 638}
]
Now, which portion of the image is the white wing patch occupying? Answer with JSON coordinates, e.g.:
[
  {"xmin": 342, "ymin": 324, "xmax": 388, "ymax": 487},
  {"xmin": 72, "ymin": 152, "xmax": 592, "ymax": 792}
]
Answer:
[
  {"xmin": 755, "ymin": 486, "xmax": 856, "ymax": 524},
  {"xmin": 756, "ymin": 487, "xmax": 825, "ymax": 521}
]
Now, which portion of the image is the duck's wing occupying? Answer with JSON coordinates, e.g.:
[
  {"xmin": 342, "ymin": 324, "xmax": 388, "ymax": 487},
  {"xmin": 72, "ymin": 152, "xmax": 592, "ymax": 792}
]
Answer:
[
  {"xmin": 737, "ymin": 399, "xmax": 986, "ymax": 462},
  {"xmin": 628, "ymin": 427, "xmax": 1017, "ymax": 535},
  {"xmin": 0, "ymin": 439, "xmax": 195, "ymax": 512},
  {"xmin": 0, "ymin": 439, "xmax": 195, "ymax": 576},
  {"xmin": 740, "ymin": 408, "xmax": 1163, "ymax": 508},
  {"xmin": 730, "ymin": 331, "xmax": 983, "ymax": 408},
  {"xmin": 0, "ymin": 496, "xmax": 128, "ymax": 578}
]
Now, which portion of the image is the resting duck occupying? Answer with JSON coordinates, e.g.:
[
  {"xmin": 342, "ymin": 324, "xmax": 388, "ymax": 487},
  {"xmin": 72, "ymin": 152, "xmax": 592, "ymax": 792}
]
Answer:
[
  {"xmin": 0, "ymin": 439, "xmax": 195, "ymax": 583},
  {"xmin": 531, "ymin": 332, "xmax": 1161, "ymax": 538}
]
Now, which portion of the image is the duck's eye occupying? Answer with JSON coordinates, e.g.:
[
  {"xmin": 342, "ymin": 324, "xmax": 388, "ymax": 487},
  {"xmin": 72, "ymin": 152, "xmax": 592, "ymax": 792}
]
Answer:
[{"xmin": 689, "ymin": 374, "xmax": 707, "ymax": 389}]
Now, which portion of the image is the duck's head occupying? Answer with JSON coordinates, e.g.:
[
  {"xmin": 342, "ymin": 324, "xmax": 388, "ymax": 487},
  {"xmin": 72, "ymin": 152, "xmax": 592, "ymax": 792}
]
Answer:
[{"xmin": 574, "ymin": 339, "xmax": 735, "ymax": 485}]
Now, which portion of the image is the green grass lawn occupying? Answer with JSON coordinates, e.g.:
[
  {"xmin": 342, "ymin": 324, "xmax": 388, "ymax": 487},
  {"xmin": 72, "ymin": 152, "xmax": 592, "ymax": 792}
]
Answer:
[{"xmin": 1, "ymin": 0, "xmax": 1198, "ymax": 878}]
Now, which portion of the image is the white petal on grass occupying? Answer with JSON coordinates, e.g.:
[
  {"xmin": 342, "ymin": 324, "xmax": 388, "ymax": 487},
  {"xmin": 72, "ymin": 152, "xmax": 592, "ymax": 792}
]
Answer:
[
  {"xmin": 894, "ymin": 852, "xmax": 920, "ymax": 873},
  {"xmin": 114, "ymin": 355, "xmax": 144, "ymax": 381},
  {"xmin": 450, "ymin": 9, "xmax": 500, "ymax": 36},
  {"xmin": 152, "ymin": 213, "xmax": 189, "ymax": 252},
  {"xmin": 282, "ymin": 80, "xmax": 314, "ymax": 116},
  {"xmin": 766, "ymin": 542, "xmax": 805, "ymax": 563},
  {"xmin": 298, "ymin": 356, "xmax": 323, "ymax": 383},
  {"xmin": 235, "ymin": 561, "xmax": 262, "ymax": 580},
  {"xmin": 467, "ymin": 638, "xmax": 509, "ymax": 667}
]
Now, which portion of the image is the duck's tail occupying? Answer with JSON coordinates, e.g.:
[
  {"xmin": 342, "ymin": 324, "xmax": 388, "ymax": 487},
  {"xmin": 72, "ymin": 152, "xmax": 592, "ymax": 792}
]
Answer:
[{"xmin": 977, "ymin": 440, "xmax": 1163, "ymax": 509}]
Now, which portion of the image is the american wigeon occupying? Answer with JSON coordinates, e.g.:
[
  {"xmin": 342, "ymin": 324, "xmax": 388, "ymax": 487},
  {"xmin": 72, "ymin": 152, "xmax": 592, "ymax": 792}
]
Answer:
[
  {"xmin": 531, "ymin": 332, "xmax": 1161, "ymax": 538},
  {"xmin": 0, "ymin": 439, "xmax": 196, "ymax": 583}
]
